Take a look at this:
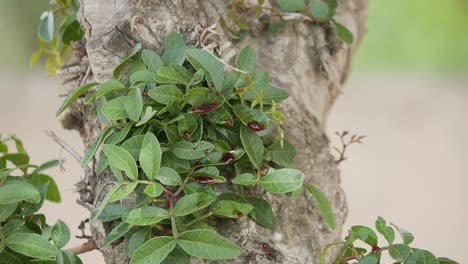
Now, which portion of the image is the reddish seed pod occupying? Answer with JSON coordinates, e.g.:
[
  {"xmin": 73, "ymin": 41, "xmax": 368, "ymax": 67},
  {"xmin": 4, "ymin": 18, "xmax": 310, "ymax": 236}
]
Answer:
[
  {"xmin": 236, "ymin": 211, "xmax": 244, "ymax": 218},
  {"xmin": 191, "ymin": 103, "xmax": 219, "ymax": 114},
  {"xmin": 221, "ymin": 152, "xmax": 235, "ymax": 163},
  {"xmin": 183, "ymin": 131, "xmax": 191, "ymax": 137},
  {"xmin": 371, "ymin": 245, "xmax": 380, "ymax": 253},
  {"xmin": 195, "ymin": 176, "xmax": 215, "ymax": 184},
  {"xmin": 260, "ymin": 243, "xmax": 269, "ymax": 250},
  {"xmin": 247, "ymin": 121, "xmax": 266, "ymax": 131},
  {"xmin": 204, "ymin": 149, "xmax": 210, "ymax": 154}
]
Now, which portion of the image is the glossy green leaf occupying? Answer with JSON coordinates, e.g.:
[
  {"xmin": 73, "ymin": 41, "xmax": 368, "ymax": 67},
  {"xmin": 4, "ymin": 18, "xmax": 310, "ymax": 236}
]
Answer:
[
  {"xmin": 0, "ymin": 203, "xmax": 17, "ymax": 222},
  {"xmin": 235, "ymin": 46, "xmax": 256, "ymax": 73},
  {"xmin": 172, "ymin": 141, "xmax": 214, "ymax": 160},
  {"xmin": 174, "ymin": 193, "xmax": 215, "ymax": 216},
  {"xmin": 240, "ymin": 125, "xmax": 264, "ymax": 170},
  {"xmin": 137, "ymin": 106, "xmax": 157, "ymax": 127},
  {"xmin": 130, "ymin": 236, "xmax": 176, "ymax": 264},
  {"xmin": 190, "ymin": 69, "xmax": 204, "ymax": 85},
  {"xmin": 94, "ymin": 80, "xmax": 126, "ymax": 100},
  {"xmin": 82, "ymin": 127, "xmax": 112, "ymax": 167},
  {"xmin": 107, "ymin": 182, "xmax": 138, "ymax": 203},
  {"xmin": 304, "ymin": 184, "xmax": 336, "ymax": 229},
  {"xmin": 161, "ymin": 246, "xmax": 190, "ymax": 264},
  {"xmin": 332, "ymin": 20, "xmax": 354, "ymax": 44},
  {"xmin": 276, "ymin": 0, "xmax": 305, "ymax": 12},
  {"xmin": 125, "ymin": 227, "xmax": 151, "ymax": 258},
  {"xmin": 94, "ymin": 204, "xmax": 130, "ymax": 222},
  {"xmin": 148, "ymin": 85, "xmax": 184, "ymax": 105},
  {"xmin": 437, "ymin": 257, "xmax": 460, "ymax": 264},
  {"xmin": 102, "ymin": 222, "xmax": 134, "ymax": 246},
  {"xmin": 259, "ymin": 169, "xmax": 304, "ymax": 194},
  {"xmin": 0, "ymin": 181, "xmax": 40, "ymax": 204},
  {"xmin": 177, "ymin": 229, "xmax": 242, "ymax": 259},
  {"xmin": 122, "ymin": 135, "xmax": 145, "ymax": 160},
  {"xmin": 139, "ymin": 132, "xmax": 161, "ymax": 180},
  {"xmin": 130, "ymin": 70, "xmax": 154, "ymax": 85},
  {"xmin": 124, "ymin": 88, "xmax": 144, "ymax": 122},
  {"xmin": 142, "ymin": 49, "xmax": 163, "ymax": 73},
  {"xmin": 392, "ymin": 223, "xmax": 414, "ymax": 245},
  {"xmin": 405, "ymin": 249, "xmax": 438, "ymax": 264},
  {"xmin": 122, "ymin": 206, "xmax": 170, "ymax": 226},
  {"xmin": 143, "ymin": 183, "xmax": 164, "ymax": 198},
  {"xmin": 375, "ymin": 216, "xmax": 395, "ymax": 244},
  {"xmin": 155, "ymin": 65, "xmax": 191, "ymax": 85},
  {"xmin": 245, "ymin": 197, "xmax": 276, "ymax": 230},
  {"xmin": 102, "ymin": 96, "xmax": 129, "ymax": 120},
  {"xmin": 38, "ymin": 11, "xmax": 54, "ymax": 42},
  {"xmin": 265, "ymin": 140, "xmax": 297, "ymax": 166},
  {"xmin": 103, "ymin": 144, "xmax": 138, "ymax": 180},
  {"xmin": 350, "ymin": 226, "xmax": 378, "ymax": 246},
  {"xmin": 309, "ymin": 1, "xmax": 329, "ymax": 20},
  {"xmin": 389, "ymin": 244, "xmax": 411, "ymax": 262},
  {"xmin": 185, "ymin": 49, "xmax": 224, "ymax": 91},
  {"xmin": 56, "ymin": 82, "xmax": 99, "ymax": 116},
  {"xmin": 6, "ymin": 233, "xmax": 59, "ymax": 258},
  {"xmin": 113, "ymin": 43, "xmax": 143, "ymax": 78},
  {"xmin": 231, "ymin": 173, "xmax": 257, "ymax": 186},
  {"xmin": 157, "ymin": 167, "xmax": 182, "ymax": 186},
  {"xmin": 51, "ymin": 220, "xmax": 71, "ymax": 248}
]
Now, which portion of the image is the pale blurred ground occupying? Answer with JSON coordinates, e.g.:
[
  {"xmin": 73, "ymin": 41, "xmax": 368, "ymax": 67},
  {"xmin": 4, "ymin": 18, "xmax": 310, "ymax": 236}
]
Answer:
[{"xmin": 1, "ymin": 0, "xmax": 467, "ymax": 263}]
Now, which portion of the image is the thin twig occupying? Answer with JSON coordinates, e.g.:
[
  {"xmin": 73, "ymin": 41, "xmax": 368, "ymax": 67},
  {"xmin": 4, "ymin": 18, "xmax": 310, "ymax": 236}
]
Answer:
[
  {"xmin": 76, "ymin": 199, "xmax": 93, "ymax": 211},
  {"xmin": 80, "ymin": 65, "xmax": 92, "ymax": 86},
  {"xmin": 46, "ymin": 130, "xmax": 83, "ymax": 164},
  {"xmin": 333, "ymin": 131, "xmax": 365, "ymax": 164},
  {"xmin": 67, "ymin": 239, "xmax": 97, "ymax": 255}
]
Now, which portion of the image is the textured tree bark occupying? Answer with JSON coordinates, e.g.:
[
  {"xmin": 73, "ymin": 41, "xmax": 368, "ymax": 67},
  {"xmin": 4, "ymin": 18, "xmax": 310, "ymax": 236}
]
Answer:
[{"xmin": 65, "ymin": 0, "xmax": 367, "ymax": 263}]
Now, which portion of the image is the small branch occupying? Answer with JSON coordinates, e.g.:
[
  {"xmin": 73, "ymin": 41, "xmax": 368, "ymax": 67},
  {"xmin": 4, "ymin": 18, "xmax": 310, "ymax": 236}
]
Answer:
[
  {"xmin": 80, "ymin": 66, "xmax": 92, "ymax": 86},
  {"xmin": 45, "ymin": 130, "xmax": 91, "ymax": 171},
  {"xmin": 76, "ymin": 199, "xmax": 93, "ymax": 211},
  {"xmin": 333, "ymin": 131, "xmax": 365, "ymax": 164},
  {"xmin": 67, "ymin": 239, "xmax": 97, "ymax": 255}
]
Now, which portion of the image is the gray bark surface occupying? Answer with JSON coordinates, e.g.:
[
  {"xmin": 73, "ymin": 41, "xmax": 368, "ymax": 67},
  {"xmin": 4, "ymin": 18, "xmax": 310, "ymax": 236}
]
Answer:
[{"xmin": 65, "ymin": 0, "xmax": 367, "ymax": 263}]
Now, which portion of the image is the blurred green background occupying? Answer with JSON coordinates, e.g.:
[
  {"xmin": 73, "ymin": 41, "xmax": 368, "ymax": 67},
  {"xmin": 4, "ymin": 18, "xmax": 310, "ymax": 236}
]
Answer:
[{"xmin": 1, "ymin": 0, "xmax": 467, "ymax": 73}]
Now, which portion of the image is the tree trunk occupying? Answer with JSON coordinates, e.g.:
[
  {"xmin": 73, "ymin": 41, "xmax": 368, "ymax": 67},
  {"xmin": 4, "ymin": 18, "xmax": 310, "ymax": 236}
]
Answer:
[{"xmin": 65, "ymin": 0, "xmax": 367, "ymax": 263}]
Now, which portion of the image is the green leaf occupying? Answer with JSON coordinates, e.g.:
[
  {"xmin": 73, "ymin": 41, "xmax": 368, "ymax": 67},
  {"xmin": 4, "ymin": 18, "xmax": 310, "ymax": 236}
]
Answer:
[
  {"xmin": 0, "ymin": 203, "xmax": 17, "ymax": 222},
  {"xmin": 172, "ymin": 141, "xmax": 214, "ymax": 160},
  {"xmin": 125, "ymin": 227, "xmax": 151, "ymax": 258},
  {"xmin": 161, "ymin": 152, "xmax": 190, "ymax": 173},
  {"xmin": 122, "ymin": 135, "xmax": 146, "ymax": 160},
  {"xmin": 38, "ymin": 11, "xmax": 54, "ymax": 42},
  {"xmin": 62, "ymin": 20, "xmax": 84, "ymax": 45},
  {"xmin": 265, "ymin": 140, "xmax": 297, "ymax": 166},
  {"xmin": 0, "ymin": 250, "xmax": 23, "ymax": 264},
  {"xmin": 240, "ymin": 125, "xmax": 264, "ymax": 170},
  {"xmin": 177, "ymin": 229, "xmax": 242, "ymax": 259},
  {"xmin": 162, "ymin": 246, "xmax": 190, "ymax": 264},
  {"xmin": 357, "ymin": 254, "xmax": 378, "ymax": 264},
  {"xmin": 3, "ymin": 153, "xmax": 29, "ymax": 168},
  {"xmin": 304, "ymin": 184, "xmax": 336, "ymax": 229},
  {"xmin": 122, "ymin": 206, "xmax": 170, "ymax": 226},
  {"xmin": 350, "ymin": 226, "xmax": 378, "ymax": 246},
  {"xmin": 56, "ymin": 250, "xmax": 83, "ymax": 264},
  {"xmin": 94, "ymin": 204, "xmax": 130, "ymax": 222},
  {"xmin": 103, "ymin": 144, "xmax": 138, "ymax": 180},
  {"xmin": 174, "ymin": 193, "xmax": 215, "ymax": 216},
  {"xmin": 107, "ymin": 182, "xmax": 139, "ymax": 203},
  {"xmin": 94, "ymin": 80, "xmax": 126, "ymax": 100},
  {"xmin": 0, "ymin": 181, "xmax": 40, "ymax": 204},
  {"xmin": 375, "ymin": 216, "xmax": 395, "ymax": 244},
  {"xmin": 331, "ymin": 20, "xmax": 354, "ymax": 44},
  {"xmin": 162, "ymin": 33, "xmax": 188, "ymax": 66},
  {"xmin": 388, "ymin": 244, "xmax": 411, "ymax": 262},
  {"xmin": 155, "ymin": 65, "xmax": 191, "ymax": 85},
  {"xmin": 51, "ymin": 220, "xmax": 71, "ymax": 248},
  {"xmin": 276, "ymin": 0, "xmax": 306, "ymax": 12},
  {"xmin": 130, "ymin": 70, "xmax": 155, "ymax": 85},
  {"xmin": 143, "ymin": 183, "xmax": 164, "ymax": 198},
  {"xmin": 142, "ymin": 49, "xmax": 163, "ymax": 73},
  {"xmin": 6, "ymin": 233, "xmax": 59, "ymax": 258},
  {"xmin": 391, "ymin": 223, "xmax": 414, "ymax": 244},
  {"xmin": 405, "ymin": 249, "xmax": 438, "ymax": 264},
  {"xmin": 245, "ymin": 197, "xmax": 276, "ymax": 230},
  {"xmin": 235, "ymin": 46, "xmax": 256, "ymax": 73},
  {"xmin": 139, "ymin": 132, "xmax": 161, "ymax": 180},
  {"xmin": 231, "ymin": 173, "xmax": 257, "ymax": 186},
  {"xmin": 124, "ymin": 88, "xmax": 144, "ymax": 122},
  {"xmin": 185, "ymin": 49, "xmax": 224, "ymax": 91},
  {"xmin": 212, "ymin": 200, "xmax": 253, "ymax": 218},
  {"xmin": 130, "ymin": 236, "xmax": 176, "ymax": 264},
  {"xmin": 113, "ymin": 43, "xmax": 143, "ymax": 78},
  {"xmin": 56, "ymin": 82, "xmax": 99, "ymax": 116},
  {"xmin": 157, "ymin": 167, "xmax": 182, "ymax": 186},
  {"xmin": 437, "ymin": 257, "xmax": 460, "ymax": 264},
  {"xmin": 82, "ymin": 127, "xmax": 112, "ymax": 167},
  {"xmin": 102, "ymin": 96, "xmax": 129, "ymax": 120},
  {"xmin": 2, "ymin": 220, "xmax": 24, "ymax": 237},
  {"xmin": 148, "ymin": 85, "xmax": 184, "ymax": 105},
  {"xmin": 190, "ymin": 69, "xmax": 204, "ymax": 85},
  {"xmin": 309, "ymin": 1, "xmax": 329, "ymax": 20},
  {"xmin": 137, "ymin": 106, "xmax": 157, "ymax": 127},
  {"xmin": 102, "ymin": 222, "xmax": 134, "ymax": 246},
  {"xmin": 259, "ymin": 168, "xmax": 304, "ymax": 194},
  {"xmin": 33, "ymin": 159, "xmax": 62, "ymax": 174}
]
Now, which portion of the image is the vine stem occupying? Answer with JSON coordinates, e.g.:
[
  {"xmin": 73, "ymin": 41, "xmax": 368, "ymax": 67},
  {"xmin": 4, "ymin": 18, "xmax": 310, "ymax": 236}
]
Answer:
[
  {"xmin": 67, "ymin": 239, "xmax": 97, "ymax": 255},
  {"xmin": 168, "ymin": 168, "xmax": 196, "ymax": 238}
]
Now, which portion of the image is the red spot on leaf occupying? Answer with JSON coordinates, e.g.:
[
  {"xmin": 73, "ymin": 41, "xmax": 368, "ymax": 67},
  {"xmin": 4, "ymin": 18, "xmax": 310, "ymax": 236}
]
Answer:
[
  {"xmin": 247, "ymin": 121, "xmax": 266, "ymax": 131},
  {"xmin": 191, "ymin": 103, "xmax": 219, "ymax": 114},
  {"xmin": 183, "ymin": 131, "xmax": 191, "ymax": 138},
  {"xmin": 195, "ymin": 176, "xmax": 215, "ymax": 185},
  {"xmin": 221, "ymin": 152, "xmax": 235, "ymax": 163},
  {"xmin": 204, "ymin": 149, "xmax": 210, "ymax": 154},
  {"xmin": 236, "ymin": 211, "xmax": 244, "ymax": 218},
  {"xmin": 224, "ymin": 119, "xmax": 233, "ymax": 125}
]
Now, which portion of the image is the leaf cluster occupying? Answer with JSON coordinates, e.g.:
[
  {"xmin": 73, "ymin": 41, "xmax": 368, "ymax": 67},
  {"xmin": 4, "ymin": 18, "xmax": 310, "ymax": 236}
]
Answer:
[
  {"xmin": 323, "ymin": 216, "xmax": 459, "ymax": 264},
  {"xmin": 58, "ymin": 33, "xmax": 336, "ymax": 263},
  {"xmin": 223, "ymin": 0, "xmax": 353, "ymax": 44},
  {"xmin": 0, "ymin": 135, "xmax": 80, "ymax": 263},
  {"xmin": 31, "ymin": 0, "xmax": 84, "ymax": 74}
]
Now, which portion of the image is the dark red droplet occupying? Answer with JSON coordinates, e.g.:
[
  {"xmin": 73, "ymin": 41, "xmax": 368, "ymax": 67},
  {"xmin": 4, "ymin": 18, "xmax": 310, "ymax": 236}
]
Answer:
[
  {"xmin": 195, "ymin": 176, "xmax": 215, "ymax": 185},
  {"xmin": 260, "ymin": 243, "xmax": 269, "ymax": 250},
  {"xmin": 224, "ymin": 119, "xmax": 233, "ymax": 125},
  {"xmin": 236, "ymin": 211, "xmax": 244, "ymax": 218},
  {"xmin": 204, "ymin": 149, "xmax": 210, "ymax": 154},
  {"xmin": 371, "ymin": 245, "xmax": 380, "ymax": 253},
  {"xmin": 221, "ymin": 152, "xmax": 235, "ymax": 163},
  {"xmin": 183, "ymin": 131, "xmax": 191, "ymax": 137},
  {"xmin": 247, "ymin": 121, "xmax": 266, "ymax": 131},
  {"xmin": 191, "ymin": 103, "xmax": 219, "ymax": 114}
]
